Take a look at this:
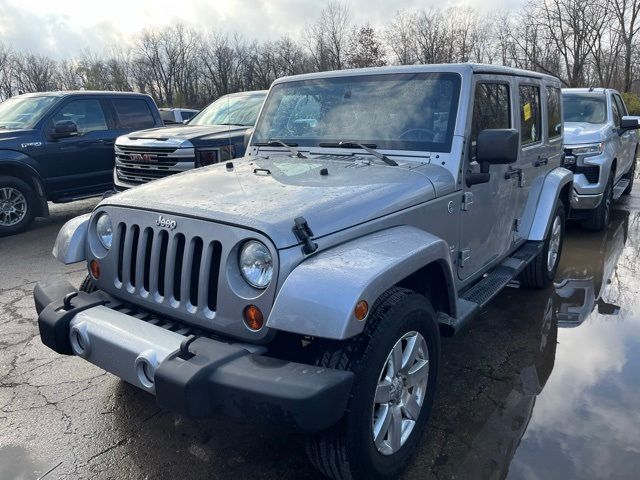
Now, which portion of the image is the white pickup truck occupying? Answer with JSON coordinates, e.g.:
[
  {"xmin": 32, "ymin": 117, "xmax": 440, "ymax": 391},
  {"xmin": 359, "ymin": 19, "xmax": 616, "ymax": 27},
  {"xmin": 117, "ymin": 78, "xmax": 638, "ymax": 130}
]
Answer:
[{"xmin": 563, "ymin": 88, "xmax": 639, "ymax": 230}]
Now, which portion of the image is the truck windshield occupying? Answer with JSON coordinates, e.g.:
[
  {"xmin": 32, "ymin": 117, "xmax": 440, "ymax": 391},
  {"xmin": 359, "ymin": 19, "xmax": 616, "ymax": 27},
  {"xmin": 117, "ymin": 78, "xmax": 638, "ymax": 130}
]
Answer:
[
  {"xmin": 563, "ymin": 94, "xmax": 607, "ymax": 124},
  {"xmin": 252, "ymin": 72, "xmax": 462, "ymax": 153},
  {"xmin": 189, "ymin": 93, "xmax": 266, "ymax": 127},
  {"xmin": 0, "ymin": 96, "xmax": 58, "ymax": 129}
]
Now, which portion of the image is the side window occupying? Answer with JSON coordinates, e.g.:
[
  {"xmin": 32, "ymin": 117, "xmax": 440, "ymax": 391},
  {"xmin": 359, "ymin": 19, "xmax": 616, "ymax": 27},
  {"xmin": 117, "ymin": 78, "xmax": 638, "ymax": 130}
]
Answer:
[
  {"xmin": 614, "ymin": 94, "xmax": 627, "ymax": 117},
  {"xmin": 181, "ymin": 111, "xmax": 195, "ymax": 121},
  {"xmin": 470, "ymin": 82, "xmax": 510, "ymax": 158},
  {"xmin": 546, "ymin": 87, "xmax": 562, "ymax": 140},
  {"xmin": 519, "ymin": 85, "xmax": 541, "ymax": 146},
  {"xmin": 112, "ymin": 99, "xmax": 156, "ymax": 129},
  {"xmin": 611, "ymin": 97, "xmax": 622, "ymax": 127},
  {"xmin": 51, "ymin": 99, "xmax": 108, "ymax": 135}
]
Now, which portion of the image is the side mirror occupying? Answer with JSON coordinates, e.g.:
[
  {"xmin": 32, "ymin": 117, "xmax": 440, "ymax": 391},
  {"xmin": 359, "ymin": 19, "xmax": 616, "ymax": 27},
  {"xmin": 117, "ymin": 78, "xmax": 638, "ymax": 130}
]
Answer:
[
  {"xmin": 52, "ymin": 120, "xmax": 78, "ymax": 139},
  {"xmin": 476, "ymin": 129, "xmax": 519, "ymax": 165},
  {"xmin": 467, "ymin": 129, "xmax": 519, "ymax": 186},
  {"xmin": 620, "ymin": 116, "xmax": 640, "ymax": 132},
  {"xmin": 243, "ymin": 128, "xmax": 254, "ymax": 149}
]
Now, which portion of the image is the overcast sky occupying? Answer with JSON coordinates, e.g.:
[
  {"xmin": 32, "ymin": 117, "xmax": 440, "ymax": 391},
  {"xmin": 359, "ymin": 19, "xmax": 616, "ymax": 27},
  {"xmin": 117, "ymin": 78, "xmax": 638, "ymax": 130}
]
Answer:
[{"xmin": 0, "ymin": 0, "xmax": 520, "ymax": 58}]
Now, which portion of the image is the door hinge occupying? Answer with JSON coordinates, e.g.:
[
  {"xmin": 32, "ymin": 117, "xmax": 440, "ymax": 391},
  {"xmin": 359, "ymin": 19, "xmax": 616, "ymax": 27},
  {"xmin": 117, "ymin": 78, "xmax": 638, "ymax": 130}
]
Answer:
[
  {"xmin": 459, "ymin": 248, "xmax": 471, "ymax": 267},
  {"xmin": 513, "ymin": 218, "xmax": 521, "ymax": 232},
  {"xmin": 462, "ymin": 192, "xmax": 474, "ymax": 211}
]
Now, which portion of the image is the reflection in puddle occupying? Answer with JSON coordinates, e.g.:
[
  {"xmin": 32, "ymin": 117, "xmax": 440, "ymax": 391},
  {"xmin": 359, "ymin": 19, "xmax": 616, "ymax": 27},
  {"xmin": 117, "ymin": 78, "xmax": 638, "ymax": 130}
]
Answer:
[{"xmin": 405, "ymin": 210, "xmax": 640, "ymax": 480}]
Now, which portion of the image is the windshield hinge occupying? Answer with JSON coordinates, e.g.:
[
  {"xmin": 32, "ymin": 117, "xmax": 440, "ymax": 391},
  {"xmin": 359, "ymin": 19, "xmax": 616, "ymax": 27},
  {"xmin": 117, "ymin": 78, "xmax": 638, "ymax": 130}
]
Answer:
[
  {"xmin": 459, "ymin": 249, "xmax": 471, "ymax": 267},
  {"xmin": 293, "ymin": 217, "xmax": 318, "ymax": 255}
]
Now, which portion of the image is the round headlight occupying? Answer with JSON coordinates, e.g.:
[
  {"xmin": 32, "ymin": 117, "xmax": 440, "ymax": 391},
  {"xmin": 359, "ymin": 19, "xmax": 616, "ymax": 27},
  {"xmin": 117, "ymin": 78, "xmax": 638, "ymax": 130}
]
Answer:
[
  {"xmin": 96, "ymin": 213, "xmax": 113, "ymax": 250},
  {"xmin": 239, "ymin": 240, "xmax": 273, "ymax": 289}
]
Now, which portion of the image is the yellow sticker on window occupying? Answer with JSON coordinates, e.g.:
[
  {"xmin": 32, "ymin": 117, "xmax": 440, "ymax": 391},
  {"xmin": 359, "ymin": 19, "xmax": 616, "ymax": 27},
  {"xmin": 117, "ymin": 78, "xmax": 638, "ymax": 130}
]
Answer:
[{"xmin": 523, "ymin": 103, "xmax": 532, "ymax": 122}]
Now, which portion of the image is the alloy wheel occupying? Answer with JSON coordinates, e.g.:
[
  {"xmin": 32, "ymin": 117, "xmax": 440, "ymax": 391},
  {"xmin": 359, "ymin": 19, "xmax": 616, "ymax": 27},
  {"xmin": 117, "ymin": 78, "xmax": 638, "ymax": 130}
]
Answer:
[
  {"xmin": 0, "ymin": 187, "xmax": 27, "ymax": 227},
  {"xmin": 371, "ymin": 331, "xmax": 430, "ymax": 456}
]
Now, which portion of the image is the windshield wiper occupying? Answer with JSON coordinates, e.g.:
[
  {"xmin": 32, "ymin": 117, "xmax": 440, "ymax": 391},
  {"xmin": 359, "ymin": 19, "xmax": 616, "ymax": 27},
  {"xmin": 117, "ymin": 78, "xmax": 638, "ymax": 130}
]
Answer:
[
  {"xmin": 254, "ymin": 139, "xmax": 307, "ymax": 158},
  {"xmin": 318, "ymin": 141, "xmax": 398, "ymax": 166}
]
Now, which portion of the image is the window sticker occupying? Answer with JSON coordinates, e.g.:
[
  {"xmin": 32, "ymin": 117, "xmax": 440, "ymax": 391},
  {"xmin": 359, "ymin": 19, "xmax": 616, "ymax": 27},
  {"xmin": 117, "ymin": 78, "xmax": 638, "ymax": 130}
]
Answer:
[{"xmin": 523, "ymin": 102, "xmax": 532, "ymax": 122}]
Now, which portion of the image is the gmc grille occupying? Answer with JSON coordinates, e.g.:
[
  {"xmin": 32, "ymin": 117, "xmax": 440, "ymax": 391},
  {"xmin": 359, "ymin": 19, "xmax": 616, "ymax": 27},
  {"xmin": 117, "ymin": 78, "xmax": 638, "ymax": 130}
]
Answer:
[
  {"xmin": 116, "ymin": 144, "xmax": 194, "ymax": 185},
  {"xmin": 114, "ymin": 222, "xmax": 222, "ymax": 312}
]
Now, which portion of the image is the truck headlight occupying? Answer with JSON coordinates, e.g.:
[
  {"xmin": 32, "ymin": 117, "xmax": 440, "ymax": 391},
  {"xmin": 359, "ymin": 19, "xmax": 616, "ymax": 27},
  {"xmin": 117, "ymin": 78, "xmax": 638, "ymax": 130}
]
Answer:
[
  {"xmin": 569, "ymin": 143, "xmax": 603, "ymax": 157},
  {"xmin": 95, "ymin": 213, "xmax": 113, "ymax": 250},
  {"xmin": 239, "ymin": 240, "xmax": 273, "ymax": 289}
]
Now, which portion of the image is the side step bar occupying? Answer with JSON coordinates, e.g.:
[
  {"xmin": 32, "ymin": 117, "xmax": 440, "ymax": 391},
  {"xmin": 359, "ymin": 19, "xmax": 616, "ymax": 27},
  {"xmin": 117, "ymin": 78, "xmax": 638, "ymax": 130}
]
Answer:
[
  {"xmin": 613, "ymin": 178, "xmax": 630, "ymax": 200},
  {"xmin": 438, "ymin": 241, "xmax": 543, "ymax": 335}
]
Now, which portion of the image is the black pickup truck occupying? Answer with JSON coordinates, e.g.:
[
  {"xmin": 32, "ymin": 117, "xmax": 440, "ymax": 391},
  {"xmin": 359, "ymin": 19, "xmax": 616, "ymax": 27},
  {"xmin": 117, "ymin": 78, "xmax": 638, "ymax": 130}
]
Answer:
[{"xmin": 0, "ymin": 91, "xmax": 162, "ymax": 236}]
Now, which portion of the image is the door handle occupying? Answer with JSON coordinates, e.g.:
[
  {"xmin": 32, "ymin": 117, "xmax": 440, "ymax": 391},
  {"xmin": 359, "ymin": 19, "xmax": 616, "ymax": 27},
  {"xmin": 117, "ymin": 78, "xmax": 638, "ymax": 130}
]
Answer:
[{"xmin": 534, "ymin": 157, "xmax": 549, "ymax": 167}]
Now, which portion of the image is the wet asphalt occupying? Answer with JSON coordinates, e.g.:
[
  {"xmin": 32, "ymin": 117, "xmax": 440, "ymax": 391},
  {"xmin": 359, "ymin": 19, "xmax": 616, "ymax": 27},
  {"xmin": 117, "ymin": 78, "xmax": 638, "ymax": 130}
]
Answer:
[{"xmin": 1, "ymin": 193, "xmax": 639, "ymax": 480}]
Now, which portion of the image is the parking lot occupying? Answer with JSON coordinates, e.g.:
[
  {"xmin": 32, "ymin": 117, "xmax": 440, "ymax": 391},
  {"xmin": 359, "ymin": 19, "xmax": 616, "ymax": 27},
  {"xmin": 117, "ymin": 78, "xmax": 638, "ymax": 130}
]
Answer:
[{"xmin": 0, "ymin": 191, "xmax": 638, "ymax": 479}]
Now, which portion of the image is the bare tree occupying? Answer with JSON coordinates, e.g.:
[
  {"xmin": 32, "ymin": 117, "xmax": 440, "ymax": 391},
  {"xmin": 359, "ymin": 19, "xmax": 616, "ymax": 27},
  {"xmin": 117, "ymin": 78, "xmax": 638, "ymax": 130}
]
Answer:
[
  {"xmin": 612, "ymin": 0, "xmax": 640, "ymax": 91},
  {"xmin": 347, "ymin": 24, "xmax": 386, "ymax": 68},
  {"xmin": 385, "ymin": 10, "xmax": 417, "ymax": 65},
  {"xmin": 307, "ymin": 1, "xmax": 352, "ymax": 70}
]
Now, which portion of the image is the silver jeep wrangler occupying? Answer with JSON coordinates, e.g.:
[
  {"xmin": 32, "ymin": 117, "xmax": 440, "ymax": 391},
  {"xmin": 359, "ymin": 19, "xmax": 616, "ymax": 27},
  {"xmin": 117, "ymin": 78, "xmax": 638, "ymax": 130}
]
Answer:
[{"xmin": 35, "ymin": 64, "xmax": 572, "ymax": 480}]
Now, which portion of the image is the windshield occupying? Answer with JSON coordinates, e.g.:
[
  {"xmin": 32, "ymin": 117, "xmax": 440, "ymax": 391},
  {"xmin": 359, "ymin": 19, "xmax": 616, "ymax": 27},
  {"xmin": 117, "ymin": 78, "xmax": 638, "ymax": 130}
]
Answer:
[
  {"xmin": 0, "ymin": 96, "xmax": 58, "ymax": 129},
  {"xmin": 563, "ymin": 94, "xmax": 607, "ymax": 124},
  {"xmin": 189, "ymin": 93, "xmax": 265, "ymax": 126},
  {"xmin": 252, "ymin": 72, "xmax": 461, "ymax": 153}
]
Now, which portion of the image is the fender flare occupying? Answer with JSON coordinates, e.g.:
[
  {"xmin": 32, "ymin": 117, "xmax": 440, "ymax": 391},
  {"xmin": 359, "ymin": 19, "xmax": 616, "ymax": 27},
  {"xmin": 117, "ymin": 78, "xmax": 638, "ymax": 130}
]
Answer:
[
  {"xmin": 266, "ymin": 226, "xmax": 456, "ymax": 340},
  {"xmin": 527, "ymin": 167, "xmax": 573, "ymax": 242},
  {"xmin": 52, "ymin": 213, "xmax": 90, "ymax": 264},
  {"xmin": 0, "ymin": 154, "xmax": 49, "ymax": 217}
]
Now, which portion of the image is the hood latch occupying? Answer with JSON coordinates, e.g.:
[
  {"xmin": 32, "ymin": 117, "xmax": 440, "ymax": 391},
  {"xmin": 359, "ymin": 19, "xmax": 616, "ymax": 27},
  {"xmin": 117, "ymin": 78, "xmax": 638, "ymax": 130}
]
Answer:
[{"xmin": 293, "ymin": 217, "xmax": 318, "ymax": 255}]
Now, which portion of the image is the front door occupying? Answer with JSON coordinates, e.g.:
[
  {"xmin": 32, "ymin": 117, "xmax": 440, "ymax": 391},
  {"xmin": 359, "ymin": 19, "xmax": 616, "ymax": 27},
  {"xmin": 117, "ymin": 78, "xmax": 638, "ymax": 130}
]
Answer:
[
  {"xmin": 36, "ymin": 98, "xmax": 115, "ymax": 198},
  {"xmin": 459, "ymin": 77, "xmax": 520, "ymax": 281},
  {"xmin": 613, "ymin": 93, "xmax": 636, "ymax": 179}
]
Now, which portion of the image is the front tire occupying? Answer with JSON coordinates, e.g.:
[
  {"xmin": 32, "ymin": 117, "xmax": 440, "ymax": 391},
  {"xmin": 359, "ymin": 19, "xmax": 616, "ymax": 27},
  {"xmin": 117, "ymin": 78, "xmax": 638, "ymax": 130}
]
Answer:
[
  {"xmin": 520, "ymin": 202, "xmax": 565, "ymax": 289},
  {"xmin": 306, "ymin": 287, "xmax": 440, "ymax": 480},
  {"xmin": 0, "ymin": 175, "xmax": 36, "ymax": 237},
  {"xmin": 582, "ymin": 173, "xmax": 613, "ymax": 231}
]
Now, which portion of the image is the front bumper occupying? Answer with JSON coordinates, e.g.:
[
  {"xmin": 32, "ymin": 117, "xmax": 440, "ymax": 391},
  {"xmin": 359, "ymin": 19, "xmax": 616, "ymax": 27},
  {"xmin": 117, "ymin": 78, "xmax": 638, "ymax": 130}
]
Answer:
[
  {"xmin": 34, "ymin": 279, "xmax": 354, "ymax": 433},
  {"xmin": 570, "ymin": 190, "xmax": 603, "ymax": 210}
]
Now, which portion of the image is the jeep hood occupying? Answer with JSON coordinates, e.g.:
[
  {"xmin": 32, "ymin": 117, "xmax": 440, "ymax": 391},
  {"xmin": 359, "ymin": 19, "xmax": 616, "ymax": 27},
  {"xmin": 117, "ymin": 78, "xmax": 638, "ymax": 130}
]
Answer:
[
  {"xmin": 564, "ymin": 122, "xmax": 607, "ymax": 145},
  {"xmin": 125, "ymin": 124, "xmax": 249, "ymax": 144},
  {"xmin": 103, "ymin": 156, "xmax": 450, "ymax": 248}
]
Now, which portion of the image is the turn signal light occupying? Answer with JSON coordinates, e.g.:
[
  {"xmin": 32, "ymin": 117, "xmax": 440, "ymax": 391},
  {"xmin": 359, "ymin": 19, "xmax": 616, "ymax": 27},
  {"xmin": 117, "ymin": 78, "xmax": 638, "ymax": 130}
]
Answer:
[
  {"xmin": 243, "ymin": 305, "xmax": 264, "ymax": 331},
  {"xmin": 89, "ymin": 260, "xmax": 100, "ymax": 279},
  {"xmin": 355, "ymin": 300, "xmax": 368, "ymax": 321}
]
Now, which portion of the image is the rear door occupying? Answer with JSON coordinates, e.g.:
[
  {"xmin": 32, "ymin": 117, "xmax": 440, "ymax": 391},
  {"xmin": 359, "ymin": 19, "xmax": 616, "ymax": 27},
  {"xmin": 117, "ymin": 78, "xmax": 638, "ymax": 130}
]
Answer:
[
  {"xmin": 514, "ymin": 82, "xmax": 547, "ymax": 239},
  {"xmin": 459, "ymin": 76, "xmax": 519, "ymax": 281},
  {"xmin": 36, "ymin": 97, "xmax": 114, "ymax": 197}
]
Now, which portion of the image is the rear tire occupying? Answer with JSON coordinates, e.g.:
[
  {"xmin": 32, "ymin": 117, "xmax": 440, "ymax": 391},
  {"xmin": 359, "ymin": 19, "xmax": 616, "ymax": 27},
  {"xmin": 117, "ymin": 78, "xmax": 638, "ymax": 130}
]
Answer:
[
  {"xmin": 520, "ymin": 202, "xmax": 565, "ymax": 289},
  {"xmin": 305, "ymin": 287, "xmax": 440, "ymax": 480},
  {"xmin": 79, "ymin": 275, "xmax": 97, "ymax": 293},
  {"xmin": 582, "ymin": 173, "xmax": 613, "ymax": 231},
  {"xmin": 0, "ymin": 175, "xmax": 36, "ymax": 237}
]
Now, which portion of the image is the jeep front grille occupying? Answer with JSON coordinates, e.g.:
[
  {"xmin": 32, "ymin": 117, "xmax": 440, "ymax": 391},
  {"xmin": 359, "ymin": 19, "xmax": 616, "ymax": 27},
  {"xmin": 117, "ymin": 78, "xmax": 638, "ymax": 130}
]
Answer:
[{"xmin": 114, "ymin": 222, "xmax": 222, "ymax": 312}]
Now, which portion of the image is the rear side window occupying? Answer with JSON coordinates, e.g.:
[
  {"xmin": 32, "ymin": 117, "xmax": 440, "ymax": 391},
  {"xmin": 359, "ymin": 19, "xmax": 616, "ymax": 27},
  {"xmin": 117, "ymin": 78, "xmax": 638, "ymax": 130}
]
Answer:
[
  {"xmin": 519, "ymin": 85, "xmax": 541, "ymax": 146},
  {"xmin": 546, "ymin": 87, "xmax": 562, "ymax": 140},
  {"xmin": 112, "ymin": 98, "xmax": 156, "ymax": 129}
]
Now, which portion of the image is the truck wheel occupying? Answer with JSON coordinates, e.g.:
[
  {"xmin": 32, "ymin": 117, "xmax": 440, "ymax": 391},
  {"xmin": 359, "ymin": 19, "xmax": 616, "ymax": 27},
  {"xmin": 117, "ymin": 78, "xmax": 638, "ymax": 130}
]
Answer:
[
  {"xmin": 520, "ymin": 202, "xmax": 565, "ymax": 289},
  {"xmin": 305, "ymin": 287, "xmax": 440, "ymax": 480},
  {"xmin": 582, "ymin": 174, "xmax": 613, "ymax": 231},
  {"xmin": 79, "ymin": 275, "xmax": 97, "ymax": 293},
  {"xmin": 0, "ymin": 175, "xmax": 36, "ymax": 236},
  {"xmin": 622, "ymin": 153, "xmax": 636, "ymax": 195}
]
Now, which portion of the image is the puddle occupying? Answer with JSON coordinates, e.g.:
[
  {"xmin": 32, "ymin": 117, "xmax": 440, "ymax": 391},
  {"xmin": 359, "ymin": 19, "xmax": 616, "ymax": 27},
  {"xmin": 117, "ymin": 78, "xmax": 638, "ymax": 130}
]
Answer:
[
  {"xmin": 0, "ymin": 444, "xmax": 58, "ymax": 479},
  {"xmin": 405, "ymin": 209, "xmax": 640, "ymax": 479}
]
